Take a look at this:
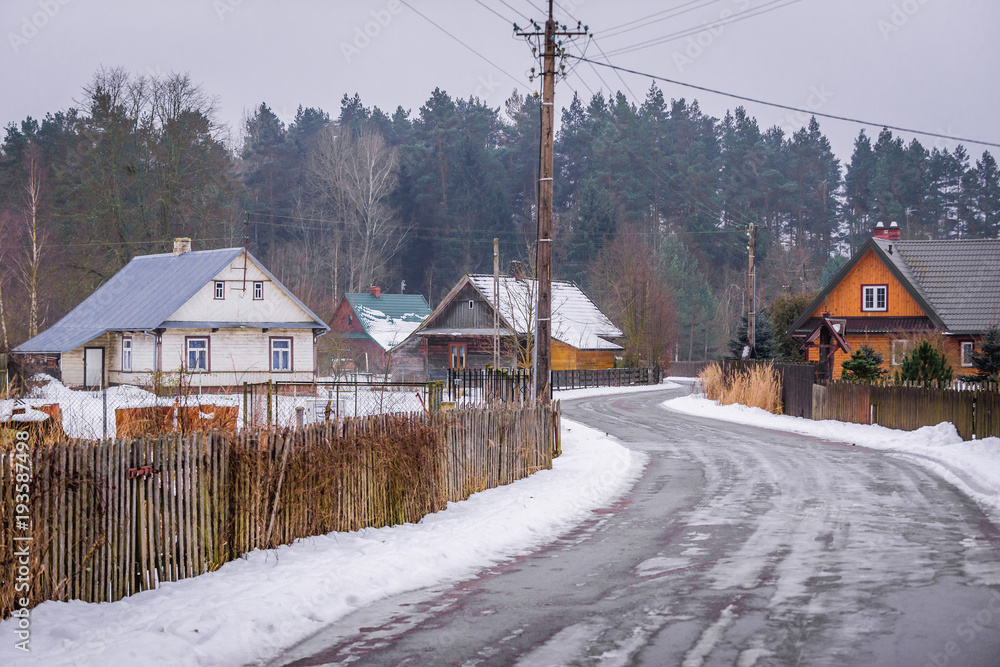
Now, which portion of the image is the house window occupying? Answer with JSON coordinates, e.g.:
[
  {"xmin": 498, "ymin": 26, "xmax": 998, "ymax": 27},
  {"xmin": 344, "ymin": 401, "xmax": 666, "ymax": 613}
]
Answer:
[
  {"xmin": 186, "ymin": 337, "xmax": 209, "ymax": 371},
  {"xmin": 450, "ymin": 344, "xmax": 467, "ymax": 369},
  {"xmin": 122, "ymin": 336, "xmax": 132, "ymax": 372},
  {"xmin": 348, "ymin": 314, "xmax": 353, "ymax": 325},
  {"xmin": 961, "ymin": 341, "xmax": 975, "ymax": 367},
  {"xmin": 214, "ymin": 281, "xmax": 225, "ymax": 300},
  {"xmin": 271, "ymin": 337, "xmax": 292, "ymax": 371},
  {"xmin": 468, "ymin": 300, "xmax": 474, "ymax": 310},
  {"xmin": 862, "ymin": 285, "xmax": 887, "ymax": 312},
  {"xmin": 253, "ymin": 281, "xmax": 263, "ymax": 300},
  {"xmin": 891, "ymin": 339, "xmax": 908, "ymax": 366}
]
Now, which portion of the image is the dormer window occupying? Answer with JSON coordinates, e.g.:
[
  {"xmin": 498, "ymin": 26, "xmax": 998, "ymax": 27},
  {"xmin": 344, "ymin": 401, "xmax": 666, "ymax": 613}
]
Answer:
[{"xmin": 214, "ymin": 281, "xmax": 225, "ymax": 300}]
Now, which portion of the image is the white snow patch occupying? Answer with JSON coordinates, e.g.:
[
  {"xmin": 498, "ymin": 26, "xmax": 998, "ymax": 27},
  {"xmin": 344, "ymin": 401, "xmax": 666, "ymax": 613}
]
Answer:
[
  {"xmin": 0, "ymin": 419, "xmax": 645, "ymax": 667},
  {"xmin": 663, "ymin": 394, "xmax": 1000, "ymax": 519}
]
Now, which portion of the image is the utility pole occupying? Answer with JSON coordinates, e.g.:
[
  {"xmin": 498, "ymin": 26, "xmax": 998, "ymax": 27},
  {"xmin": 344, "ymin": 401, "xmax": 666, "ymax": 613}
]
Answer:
[
  {"xmin": 747, "ymin": 220, "xmax": 756, "ymax": 358},
  {"xmin": 493, "ymin": 237, "xmax": 500, "ymax": 370},
  {"xmin": 516, "ymin": 1, "xmax": 587, "ymax": 404}
]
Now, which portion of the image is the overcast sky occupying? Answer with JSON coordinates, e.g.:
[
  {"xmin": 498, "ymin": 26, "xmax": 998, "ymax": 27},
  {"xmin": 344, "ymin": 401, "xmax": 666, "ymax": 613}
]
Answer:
[{"xmin": 2, "ymin": 0, "xmax": 998, "ymax": 162}]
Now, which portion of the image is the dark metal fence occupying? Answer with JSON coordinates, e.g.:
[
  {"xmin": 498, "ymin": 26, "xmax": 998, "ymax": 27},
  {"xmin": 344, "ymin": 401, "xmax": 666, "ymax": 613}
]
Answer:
[
  {"xmin": 446, "ymin": 367, "xmax": 664, "ymax": 403},
  {"xmin": 551, "ymin": 367, "xmax": 663, "ymax": 390}
]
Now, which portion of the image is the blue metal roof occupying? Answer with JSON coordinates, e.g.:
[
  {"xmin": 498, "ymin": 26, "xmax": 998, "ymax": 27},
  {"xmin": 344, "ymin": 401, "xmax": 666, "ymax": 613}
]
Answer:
[{"xmin": 14, "ymin": 247, "xmax": 328, "ymax": 354}]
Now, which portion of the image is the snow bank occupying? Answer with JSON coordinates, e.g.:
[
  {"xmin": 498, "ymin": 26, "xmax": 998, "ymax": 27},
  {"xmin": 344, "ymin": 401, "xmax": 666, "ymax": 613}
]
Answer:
[
  {"xmin": 0, "ymin": 419, "xmax": 646, "ymax": 667},
  {"xmin": 663, "ymin": 394, "xmax": 1000, "ymax": 518}
]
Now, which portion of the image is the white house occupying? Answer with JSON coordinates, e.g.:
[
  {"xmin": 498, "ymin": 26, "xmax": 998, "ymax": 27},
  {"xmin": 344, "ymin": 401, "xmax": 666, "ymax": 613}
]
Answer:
[{"xmin": 14, "ymin": 239, "xmax": 329, "ymax": 389}]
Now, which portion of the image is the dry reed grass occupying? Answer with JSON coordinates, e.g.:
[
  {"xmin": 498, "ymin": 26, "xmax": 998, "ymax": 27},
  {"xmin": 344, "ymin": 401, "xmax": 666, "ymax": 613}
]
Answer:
[
  {"xmin": 700, "ymin": 362, "xmax": 783, "ymax": 414},
  {"xmin": 698, "ymin": 363, "xmax": 726, "ymax": 401}
]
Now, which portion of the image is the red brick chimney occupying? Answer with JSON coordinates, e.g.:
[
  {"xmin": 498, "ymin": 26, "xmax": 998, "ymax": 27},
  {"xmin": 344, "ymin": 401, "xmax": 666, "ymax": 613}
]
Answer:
[
  {"xmin": 369, "ymin": 285, "xmax": 381, "ymax": 298},
  {"xmin": 874, "ymin": 221, "xmax": 901, "ymax": 241}
]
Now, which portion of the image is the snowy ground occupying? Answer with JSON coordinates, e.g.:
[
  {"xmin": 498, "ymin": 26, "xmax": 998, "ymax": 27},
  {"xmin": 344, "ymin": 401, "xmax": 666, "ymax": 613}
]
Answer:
[
  {"xmin": 663, "ymin": 388, "xmax": 1000, "ymax": 520},
  {"xmin": 0, "ymin": 390, "xmax": 664, "ymax": 666}
]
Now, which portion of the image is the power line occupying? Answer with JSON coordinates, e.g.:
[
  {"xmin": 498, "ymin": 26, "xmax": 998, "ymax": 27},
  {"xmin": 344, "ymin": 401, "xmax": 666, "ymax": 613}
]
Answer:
[
  {"xmin": 398, "ymin": 0, "xmax": 525, "ymax": 88},
  {"xmin": 601, "ymin": 0, "xmax": 721, "ymax": 38},
  {"xmin": 567, "ymin": 55, "xmax": 1000, "ymax": 149},
  {"xmin": 602, "ymin": 0, "xmax": 804, "ymax": 57}
]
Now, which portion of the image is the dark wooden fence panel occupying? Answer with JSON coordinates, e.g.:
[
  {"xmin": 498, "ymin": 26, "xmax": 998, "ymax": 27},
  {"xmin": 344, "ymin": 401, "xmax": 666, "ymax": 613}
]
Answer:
[
  {"xmin": 812, "ymin": 382, "xmax": 1000, "ymax": 441},
  {"xmin": 669, "ymin": 361, "xmax": 711, "ymax": 378}
]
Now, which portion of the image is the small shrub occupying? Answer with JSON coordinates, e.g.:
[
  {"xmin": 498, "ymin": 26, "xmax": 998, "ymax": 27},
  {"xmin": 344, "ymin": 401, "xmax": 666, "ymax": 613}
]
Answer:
[
  {"xmin": 841, "ymin": 345, "xmax": 888, "ymax": 383},
  {"xmin": 896, "ymin": 341, "xmax": 953, "ymax": 387}
]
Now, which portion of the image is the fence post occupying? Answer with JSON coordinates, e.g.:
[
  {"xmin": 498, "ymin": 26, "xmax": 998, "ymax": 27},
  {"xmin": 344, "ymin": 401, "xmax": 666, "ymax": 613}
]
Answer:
[
  {"xmin": 266, "ymin": 379, "xmax": 273, "ymax": 428},
  {"xmin": 102, "ymin": 385, "xmax": 108, "ymax": 440}
]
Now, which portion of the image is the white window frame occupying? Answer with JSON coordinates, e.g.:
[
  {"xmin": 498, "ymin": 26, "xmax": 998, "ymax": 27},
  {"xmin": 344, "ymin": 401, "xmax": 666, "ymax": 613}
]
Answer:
[
  {"xmin": 961, "ymin": 341, "xmax": 975, "ymax": 367},
  {"xmin": 270, "ymin": 337, "xmax": 292, "ymax": 372},
  {"xmin": 186, "ymin": 337, "xmax": 209, "ymax": 372},
  {"xmin": 862, "ymin": 285, "xmax": 887, "ymax": 312},
  {"xmin": 122, "ymin": 336, "xmax": 132, "ymax": 372},
  {"xmin": 214, "ymin": 281, "xmax": 225, "ymax": 300},
  {"xmin": 891, "ymin": 339, "xmax": 908, "ymax": 366},
  {"xmin": 253, "ymin": 281, "xmax": 263, "ymax": 300}
]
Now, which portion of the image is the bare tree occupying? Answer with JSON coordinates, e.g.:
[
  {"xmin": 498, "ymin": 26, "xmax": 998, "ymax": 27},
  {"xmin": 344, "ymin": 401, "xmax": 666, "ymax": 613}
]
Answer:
[
  {"xmin": 308, "ymin": 126, "xmax": 404, "ymax": 294},
  {"xmin": 19, "ymin": 147, "xmax": 47, "ymax": 339},
  {"xmin": 591, "ymin": 228, "xmax": 675, "ymax": 367},
  {"xmin": 0, "ymin": 211, "xmax": 11, "ymax": 349}
]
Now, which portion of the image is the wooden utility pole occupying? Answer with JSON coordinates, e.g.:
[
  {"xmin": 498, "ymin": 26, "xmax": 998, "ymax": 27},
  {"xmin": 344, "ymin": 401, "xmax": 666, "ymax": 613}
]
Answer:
[
  {"xmin": 493, "ymin": 237, "xmax": 500, "ymax": 369},
  {"xmin": 747, "ymin": 221, "xmax": 756, "ymax": 358},
  {"xmin": 516, "ymin": 1, "xmax": 587, "ymax": 404}
]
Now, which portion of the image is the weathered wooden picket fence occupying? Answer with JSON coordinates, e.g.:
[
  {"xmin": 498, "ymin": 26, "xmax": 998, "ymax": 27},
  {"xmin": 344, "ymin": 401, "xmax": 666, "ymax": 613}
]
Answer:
[
  {"xmin": 0, "ymin": 404, "xmax": 557, "ymax": 618},
  {"xmin": 813, "ymin": 382, "xmax": 1000, "ymax": 440}
]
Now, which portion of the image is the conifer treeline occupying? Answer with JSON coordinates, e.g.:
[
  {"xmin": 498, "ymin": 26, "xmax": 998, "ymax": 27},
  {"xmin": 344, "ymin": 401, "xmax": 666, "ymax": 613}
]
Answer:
[{"xmin": 1, "ymin": 68, "xmax": 997, "ymax": 357}]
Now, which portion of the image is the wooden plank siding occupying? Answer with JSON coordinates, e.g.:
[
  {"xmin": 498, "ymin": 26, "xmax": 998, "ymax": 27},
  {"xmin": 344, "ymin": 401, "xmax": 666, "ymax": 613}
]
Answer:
[
  {"xmin": 807, "ymin": 333, "xmax": 974, "ymax": 381},
  {"xmin": 551, "ymin": 340, "xmax": 615, "ymax": 370},
  {"xmin": 810, "ymin": 249, "xmax": 925, "ymax": 319}
]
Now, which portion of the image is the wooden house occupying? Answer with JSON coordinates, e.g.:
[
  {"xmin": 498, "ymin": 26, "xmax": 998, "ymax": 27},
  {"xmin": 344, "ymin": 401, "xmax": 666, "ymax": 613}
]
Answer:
[
  {"xmin": 13, "ymin": 238, "xmax": 329, "ymax": 389},
  {"xmin": 393, "ymin": 274, "xmax": 622, "ymax": 380},
  {"xmin": 788, "ymin": 222, "xmax": 1000, "ymax": 380},
  {"xmin": 327, "ymin": 287, "xmax": 432, "ymax": 374}
]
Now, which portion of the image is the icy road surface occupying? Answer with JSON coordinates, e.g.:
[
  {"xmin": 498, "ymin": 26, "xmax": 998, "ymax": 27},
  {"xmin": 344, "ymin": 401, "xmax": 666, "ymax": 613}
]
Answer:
[{"xmin": 272, "ymin": 383, "xmax": 1000, "ymax": 666}]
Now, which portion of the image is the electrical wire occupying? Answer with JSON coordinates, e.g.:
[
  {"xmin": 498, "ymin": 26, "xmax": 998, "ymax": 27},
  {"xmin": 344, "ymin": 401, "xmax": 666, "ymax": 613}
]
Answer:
[
  {"xmin": 567, "ymin": 55, "xmax": 1000, "ymax": 149},
  {"xmin": 602, "ymin": 0, "xmax": 804, "ymax": 57}
]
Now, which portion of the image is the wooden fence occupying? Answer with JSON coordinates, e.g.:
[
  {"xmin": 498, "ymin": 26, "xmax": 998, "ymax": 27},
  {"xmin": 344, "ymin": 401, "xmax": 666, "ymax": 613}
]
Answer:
[
  {"xmin": 0, "ymin": 404, "xmax": 556, "ymax": 618},
  {"xmin": 812, "ymin": 382, "xmax": 1000, "ymax": 440}
]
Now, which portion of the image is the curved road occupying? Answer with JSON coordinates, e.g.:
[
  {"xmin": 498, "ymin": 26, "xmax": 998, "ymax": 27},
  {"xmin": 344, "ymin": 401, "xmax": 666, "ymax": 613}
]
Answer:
[{"xmin": 271, "ymin": 384, "xmax": 1000, "ymax": 666}]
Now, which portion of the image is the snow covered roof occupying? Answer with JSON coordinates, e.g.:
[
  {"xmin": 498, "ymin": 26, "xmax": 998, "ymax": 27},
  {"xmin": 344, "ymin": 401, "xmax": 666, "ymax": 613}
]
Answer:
[
  {"xmin": 344, "ymin": 293, "xmax": 433, "ymax": 352},
  {"xmin": 14, "ymin": 248, "xmax": 328, "ymax": 354},
  {"xmin": 461, "ymin": 275, "xmax": 622, "ymax": 350}
]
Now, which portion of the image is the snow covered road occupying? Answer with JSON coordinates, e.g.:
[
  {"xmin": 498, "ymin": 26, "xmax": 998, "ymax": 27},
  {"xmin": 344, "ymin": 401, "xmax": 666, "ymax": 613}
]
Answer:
[{"xmin": 273, "ymin": 383, "xmax": 1000, "ymax": 666}]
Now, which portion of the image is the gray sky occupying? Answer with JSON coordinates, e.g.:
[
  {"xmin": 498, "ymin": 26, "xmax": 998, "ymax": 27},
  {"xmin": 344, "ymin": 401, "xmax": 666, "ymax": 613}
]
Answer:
[{"xmin": 2, "ymin": 0, "xmax": 998, "ymax": 162}]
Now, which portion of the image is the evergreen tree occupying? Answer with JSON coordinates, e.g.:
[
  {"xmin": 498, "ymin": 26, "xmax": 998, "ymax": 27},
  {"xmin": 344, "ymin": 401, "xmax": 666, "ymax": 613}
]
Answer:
[
  {"xmin": 896, "ymin": 341, "xmax": 953, "ymax": 387},
  {"xmin": 728, "ymin": 310, "xmax": 775, "ymax": 359},
  {"xmin": 841, "ymin": 345, "xmax": 888, "ymax": 383},
  {"xmin": 769, "ymin": 293, "xmax": 815, "ymax": 361},
  {"xmin": 969, "ymin": 326, "xmax": 1000, "ymax": 382}
]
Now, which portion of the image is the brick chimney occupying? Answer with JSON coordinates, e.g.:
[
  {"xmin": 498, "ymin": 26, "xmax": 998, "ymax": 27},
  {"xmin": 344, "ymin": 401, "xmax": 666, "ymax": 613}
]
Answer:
[
  {"xmin": 173, "ymin": 237, "xmax": 192, "ymax": 255},
  {"xmin": 873, "ymin": 222, "xmax": 901, "ymax": 241},
  {"xmin": 369, "ymin": 285, "xmax": 381, "ymax": 298}
]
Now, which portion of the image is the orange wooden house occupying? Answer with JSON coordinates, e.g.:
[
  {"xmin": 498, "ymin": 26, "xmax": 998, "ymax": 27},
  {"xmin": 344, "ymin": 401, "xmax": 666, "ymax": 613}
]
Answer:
[{"xmin": 788, "ymin": 223, "xmax": 1000, "ymax": 380}]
